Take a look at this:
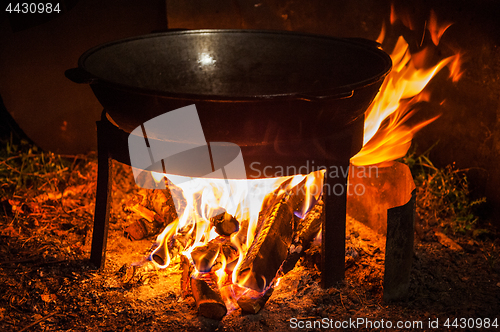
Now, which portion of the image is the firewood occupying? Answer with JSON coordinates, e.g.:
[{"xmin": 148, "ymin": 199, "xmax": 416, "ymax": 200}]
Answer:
[
  {"xmin": 199, "ymin": 237, "xmax": 239, "ymax": 275},
  {"xmin": 123, "ymin": 191, "xmax": 174, "ymax": 240},
  {"xmin": 148, "ymin": 189, "xmax": 170, "ymax": 215},
  {"xmin": 123, "ymin": 219, "xmax": 149, "ymax": 241},
  {"xmin": 180, "ymin": 255, "xmax": 193, "ymax": 297},
  {"xmin": 151, "ymin": 240, "xmax": 169, "ymax": 266},
  {"xmin": 280, "ymin": 200, "xmax": 324, "ymax": 275},
  {"xmin": 234, "ymin": 284, "xmax": 274, "ymax": 314},
  {"xmin": 210, "ymin": 211, "xmax": 240, "ymax": 236},
  {"xmin": 123, "ymin": 216, "xmax": 166, "ymax": 241},
  {"xmin": 219, "ymin": 241, "xmax": 239, "ymax": 273},
  {"xmin": 235, "ymin": 179, "xmax": 306, "ymax": 292},
  {"xmin": 126, "ymin": 187, "xmax": 177, "ymax": 225},
  {"xmin": 191, "ymin": 240, "xmax": 221, "ymax": 272},
  {"xmin": 129, "ymin": 204, "xmax": 156, "ymax": 222},
  {"xmin": 191, "ymin": 273, "xmax": 227, "ymax": 320}
]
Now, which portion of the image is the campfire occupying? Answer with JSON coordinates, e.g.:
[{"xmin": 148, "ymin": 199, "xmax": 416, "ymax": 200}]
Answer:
[
  {"xmin": 129, "ymin": 170, "xmax": 325, "ymax": 318},
  {"xmin": 79, "ymin": 10, "xmax": 464, "ymax": 320}
]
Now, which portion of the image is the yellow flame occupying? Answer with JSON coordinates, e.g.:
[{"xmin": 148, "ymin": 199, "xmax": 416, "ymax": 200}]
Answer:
[
  {"xmin": 351, "ymin": 14, "xmax": 463, "ymax": 166},
  {"xmin": 150, "ymin": 218, "xmax": 179, "ymax": 268},
  {"xmin": 215, "ymin": 252, "xmax": 227, "ymax": 286}
]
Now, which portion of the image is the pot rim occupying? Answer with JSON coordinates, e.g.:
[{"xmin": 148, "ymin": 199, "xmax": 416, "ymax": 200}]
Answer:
[{"xmin": 76, "ymin": 29, "xmax": 392, "ymax": 102}]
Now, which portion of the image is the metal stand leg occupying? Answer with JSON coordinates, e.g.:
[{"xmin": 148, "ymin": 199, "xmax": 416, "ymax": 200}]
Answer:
[{"xmin": 90, "ymin": 117, "xmax": 112, "ymax": 269}]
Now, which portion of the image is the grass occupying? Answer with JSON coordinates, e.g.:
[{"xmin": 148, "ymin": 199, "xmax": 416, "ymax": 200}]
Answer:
[
  {"xmin": 401, "ymin": 144, "xmax": 487, "ymax": 235},
  {"xmin": 0, "ymin": 140, "xmax": 66, "ymax": 197},
  {"xmin": 0, "ymin": 138, "xmax": 96, "ymax": 198},
  {"xmin": 0, "ymin": 137, "xmax": 98, "ymax": 236}
]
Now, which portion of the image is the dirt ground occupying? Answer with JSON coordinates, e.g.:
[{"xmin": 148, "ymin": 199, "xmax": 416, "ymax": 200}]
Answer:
[{"xmin": 1, "ymin": 160, "xmax": 499, "ymax": 332}]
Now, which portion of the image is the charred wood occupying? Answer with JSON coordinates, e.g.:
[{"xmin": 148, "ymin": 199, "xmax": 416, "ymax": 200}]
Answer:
[
  {"xmin": 281, "ymin": 200, "xmax": 324, "ymax": 274},
  {"xmin": 211, "ymin": 211, "xmax": 239, "ymax": 236},
  {"xmin": 180, "ymin": 255, "xmax": 193, "ymax": 298},
  {"xmin": 123, "ymin": 188, "xmax": 177, "ymax": 240},
  {"xmin": 235, "ymin": 180, "xmax": 306, "ymax": 292},
  {"xmin": 191, "ymin": 240, "xmax": 221, "ymax": 273},
  {"xmin": 151, "ymin": 240, "xmax": 169, "ymax": 266},
  {"xmin": 236, "ymin": 286, "xmax": 274, "ymax": 314},
  {"xmin": 123, "ymin": 219, "xmax": 149, "ymax": 241},
  {"xmin": 191, "ymin": 273, "xmax": 227, "ymax": 320}
]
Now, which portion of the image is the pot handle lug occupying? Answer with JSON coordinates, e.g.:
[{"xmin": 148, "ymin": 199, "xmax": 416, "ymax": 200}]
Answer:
[{"xmin": 65, "ymin": 68, "xmax": 97, "ymax": 84}]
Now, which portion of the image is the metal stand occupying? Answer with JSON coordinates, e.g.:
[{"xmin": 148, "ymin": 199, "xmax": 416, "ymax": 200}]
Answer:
[
  {"xmin": 90, "ymin": 111, "xmax": 131, "ymax": 268},
  {"xmin": 321, "ymin": 162, "xmax": 349, "ymax": 287},
  {"xmin": 89, "ymin": 110, "xmax": 351, "ymax": 285}
]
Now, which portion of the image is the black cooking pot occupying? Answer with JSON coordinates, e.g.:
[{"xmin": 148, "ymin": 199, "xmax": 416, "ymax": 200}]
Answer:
[{"xmin": 66, "ymin": 30, "xmax": 391, "ymax": 175}]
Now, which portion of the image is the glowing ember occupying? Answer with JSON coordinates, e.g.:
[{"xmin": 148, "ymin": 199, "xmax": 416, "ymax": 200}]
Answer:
[{"xmin": 351, "ymin": 11, "xmax": 463, "ymax": 166}]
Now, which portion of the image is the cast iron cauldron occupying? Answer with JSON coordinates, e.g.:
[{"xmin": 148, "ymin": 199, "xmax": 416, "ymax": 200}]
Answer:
[{"xmin": 66, "ymin": 30, "xmax": 391, "ymax": 176}]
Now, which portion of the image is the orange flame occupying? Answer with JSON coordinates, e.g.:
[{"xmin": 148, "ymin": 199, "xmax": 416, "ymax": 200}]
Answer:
[
  {"xmin": 390, "ymin": 3, "xmax": 416, "ymax": 31},
  {"xmin": 428, "ymin": 10, "xmax": 452, "ymax": 46},
  {"xmin": 351, "ymin": 13, "xmax": 463, "ymax": 166}
]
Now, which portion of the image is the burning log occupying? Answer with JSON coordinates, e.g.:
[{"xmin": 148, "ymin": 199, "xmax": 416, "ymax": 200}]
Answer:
[
  {"xmin": 219, "ymin": 241, "xmax": 239, "ymax": 272},
  {"xmin": 235, "ymin": 179, "xmax": 307, "ymax": 292},
  {"xmin": 191, "ymin": 240, "xmax": 221, "ymax": 272},
  {"xmin": 210, "ymin": 211, "xmax": 239, "ymax": 236},
  {"xmin": 281, "ymin": 200, "xmax": 324, "ymax": 275},
  {"xmin": 190, "ymin": 272, "xmax": 227, "ymax": 320},
  {"xmin": 235, "ymin": 285, "xmax": 274, "ymax": 314},
  {"xmin": 234, "ymin": 195, "xmax": 293, "ymax": 291},
  {"xmin": 151, "ymin": 223, "xmax": 195, "ymax": 266},
  {"xmin": 180, "ymin": 255, "xmax": 193, "ymax": 298},
  {"xmin": 151, "ymin": 241, "xmax": 169, "ymax": 266}
]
